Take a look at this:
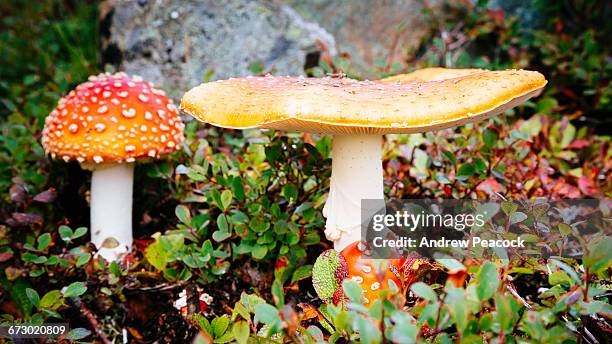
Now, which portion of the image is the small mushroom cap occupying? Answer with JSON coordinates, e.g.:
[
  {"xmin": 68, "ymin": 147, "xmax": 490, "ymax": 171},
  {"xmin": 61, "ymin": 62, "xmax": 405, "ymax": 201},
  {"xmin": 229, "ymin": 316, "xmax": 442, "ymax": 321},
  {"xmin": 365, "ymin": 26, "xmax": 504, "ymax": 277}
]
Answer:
[
  {"xmin": 42, "ymin": 72, "xmax": 184, "ymax": 164},
  {"xmin": 180, "ymin": 69, "xmax": 546, "ymax": 135},
  {"xmin": 341, "ymin": 241, "xmax": 403, "ymax": 305}
]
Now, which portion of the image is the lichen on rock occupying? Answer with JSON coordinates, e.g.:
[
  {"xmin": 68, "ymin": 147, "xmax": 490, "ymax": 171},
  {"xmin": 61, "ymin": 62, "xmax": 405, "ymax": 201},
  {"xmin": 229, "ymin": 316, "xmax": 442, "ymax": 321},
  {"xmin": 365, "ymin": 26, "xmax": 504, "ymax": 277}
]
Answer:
[{"xmin": 101, "ymin": 0, "xmax": 336, "ymax": 100}]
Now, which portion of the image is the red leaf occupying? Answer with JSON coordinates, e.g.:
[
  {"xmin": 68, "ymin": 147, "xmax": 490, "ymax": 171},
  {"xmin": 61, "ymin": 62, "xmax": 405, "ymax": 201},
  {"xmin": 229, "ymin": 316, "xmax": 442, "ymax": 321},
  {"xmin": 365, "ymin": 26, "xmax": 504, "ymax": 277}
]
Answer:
[
  {"xmin": 9, "ymin": 212, "xmax": 43, "ymax": 226},
  {"xmin": 567, "ymin": 139, "xmax": 590, "ymax": 149},
  {"xmin": 275, "ymin": 256, "xmax": 289, "ymax": 270},
  {"xmin": 33, "ymin": 188, "xmax": 57, "ymax": 203},
  {"xmin": 9, "ymin": 184, "xmax": 27, "ymax": 204},
  {"xmin": 577, "ymin": 176, "xmax": 597, "ymax": 196},
  {"xmin": 487, "ymin": 9, "xmax": 505, "ymax": 23},
  {"xmin": 553, "ymin": 180, "xmax": 581, "ymax": 199},
  {"xmin": 0, "ymin": 251, "xmax": 14, "ymax": 262},
  {"xmin": 476, "ymin": 178, "xmax": 505, "ymax": 195}
]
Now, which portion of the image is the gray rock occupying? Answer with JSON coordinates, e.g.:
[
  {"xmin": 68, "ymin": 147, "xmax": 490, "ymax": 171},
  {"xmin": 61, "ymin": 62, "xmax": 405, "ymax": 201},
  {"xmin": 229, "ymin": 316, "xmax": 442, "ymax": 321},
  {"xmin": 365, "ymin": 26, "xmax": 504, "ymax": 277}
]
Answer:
[
  {"xmin": 283, "ymin": 0, "xmax": 430, "ymax": 78},
  {"xmin": 101, "ymin": 0, "xmax": 336, "ymax": 99}
]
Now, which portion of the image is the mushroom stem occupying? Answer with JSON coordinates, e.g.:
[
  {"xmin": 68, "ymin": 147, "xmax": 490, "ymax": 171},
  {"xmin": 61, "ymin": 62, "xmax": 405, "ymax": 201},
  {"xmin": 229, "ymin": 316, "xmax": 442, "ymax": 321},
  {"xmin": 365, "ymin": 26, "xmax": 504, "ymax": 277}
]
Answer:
[
  {"xmin": 323, "ymin": 134, "xmax": 385, "ymax": 251},
  {"xmin": 90, "ymin": 163, "xmax": 134, "ymax": 261}
]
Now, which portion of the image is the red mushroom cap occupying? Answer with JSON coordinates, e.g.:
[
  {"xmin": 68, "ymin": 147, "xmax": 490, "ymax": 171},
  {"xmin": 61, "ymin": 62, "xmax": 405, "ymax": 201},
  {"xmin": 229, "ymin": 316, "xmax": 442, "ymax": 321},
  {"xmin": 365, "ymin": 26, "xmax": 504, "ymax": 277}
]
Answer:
[
  {"xmin": 341, "ymin": 241, "xmax": 404, "ymax": 305},
  {"xmin": 42, "ymin": 72, "xmax": 184, "ymax": 164}
]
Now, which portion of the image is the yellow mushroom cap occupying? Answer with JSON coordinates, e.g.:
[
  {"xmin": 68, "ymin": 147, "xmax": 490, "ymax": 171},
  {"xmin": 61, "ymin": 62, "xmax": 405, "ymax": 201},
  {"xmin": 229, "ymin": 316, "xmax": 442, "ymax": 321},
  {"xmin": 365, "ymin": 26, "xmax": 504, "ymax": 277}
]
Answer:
[
  {"xmin": 379, "ymin": 67, "xmax": 487, "ymax": 83},
  {"xmin": 42, "ymin": 72, "xmax": 185, "ymax": 164},
  {"xmin": 180, "ymin": 69, "xmax": 546, "ymax": 135}
]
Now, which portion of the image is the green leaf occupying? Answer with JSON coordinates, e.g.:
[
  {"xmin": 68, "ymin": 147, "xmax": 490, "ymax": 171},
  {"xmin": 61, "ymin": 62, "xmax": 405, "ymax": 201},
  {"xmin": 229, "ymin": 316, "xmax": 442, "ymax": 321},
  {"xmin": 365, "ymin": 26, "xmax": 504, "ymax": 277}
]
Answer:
[
  {"xmin": 37, "ymin": 233, "xmax": 51, "ymax": 251},
  {"xmin": 192, "ymin": 314, "xmax": 212, "ymax": 335},
  {"xmin": 558, "ymin": 223, "xmax": 573, "ymax": 237},
  {"xmin": 410, "ymin": 282, "xmax": 437, "ymax": 301},
  {"xmin": 254, "ymin": 303, "xmax": 279, "ymax": 325},
  {"xmin": 476, "ymin": 262, "xmax": 499, "ymax": 301},
  {"xmin": 442, "ymin": 150, "xmax": 457, "ymax": 165},
  {"xmin": 58, "ymin": 225, "xmax": 73, "ymax": 242},
  {"xmin": 413, "ymin": 148, "xmax": 430, "ymax": 176},
  {"xmin": 354, "ymin": 315, "xmax": 382, "ymax": 343},
  {"xmin": 483, "ymin": 128, "xmax": 499, "ymax": 148},
  {"xmin": 26, "ymin": 288, "xmax": 40, "ymax": 308},
  {"xmin": 560, "ymin": 123, "xmax": 576, "ymax": 148},
  {"xmin": 65, "ymin": 328, "xmax": 91, "ymax": 340},
  {"xmin": 457, "ymin": 163, "xmax": 475, "ymax": 180},
  {"xmin": 501, "ymin": 201, "xmax": 518, "ymax": 216},
  {"xmin": 11, "ymin": 280, "xmax": 34, "ymax": 316},
  {"xmin": 549, "ymin": 271, "xmax": 572, "ymax": 286},
  {"xmin": 175, "ymin": 205, "xmax": 191, "ymax": 225},
  {"xmin": 535, "ymin": 97, "xmax": 557, "ymax": 115},
  {"xmin": 231, "ymin": 177, "xmax": 245, "ymax": 201},
  {"xmin": 220, "ymin": 190, "xmax": 233, "ymax": 210},
  {"xmin": 213, "ymin": 215, "xmax": 231, "ymax": 242},
  {"xmin": 72, "ymin": 227, "xmax": 87, "ymax": 239},
  {"xmin": 233, "ymin": 302, "xmax": 251, "ymax": 321},
  {"xmin": 62, "ymin": 282, "xmax": 87, "ymax": 298},
  {"xmin": 290, "ymin": 265, "xmax": 312, "ymax": 284},
  {"xmin": 436, "ymin": 257, "xmax": 465, "ymax": 274},
  {"xmin": 306, "ymin": 325, "xmax": 324, "ymax": 341},
  {"xmin": 213, "ymin": 332, "xmax": 234, "ymax": 343},
  {"xmin": 479, "ymin": 313, "xmax": 493, "ymax": 331},
  {"xmin": 252, "ymin": 245, "xmax": 268, "ymax": 260},
  {"xmin": 39, "ymin": 290, "xmax": 63, "ymax": 310},
  {"xmin": 271, "ymin": 279, "xmax": 284, "ymax": 307},
  {"xmin": 145, "ymin": 240, "xmax": 167, "ymax": 271},
  {"xmin": 446, "ymin": 287, "xmax": 469, "ymax": 333},
  {"xmin": 579, "ymin": 300, "xmax": 612, "ymax": 316},
  {"xmin": 22, "ymin": 252, "xmax": 47, "ymax": 264},
  {"xmin": 494, "ymin": 294, "xmax": 516, "ymax": 332},
  {"xmin": 473, "ymin": 158, "xmax": 487, "ymax": 175},
  {"xmin": 232, "ymin": 320, "xmax": 249, "ymax": 344},
  {"xmin": 509, "ymin": 212, "xmax": 528, "ymax": 224},
  {"xmin": 211, "ymin": 315, "xmax": 230, "ymax": 338},
  {"xmin": 281, "ymin": 184, "xmax": 298, "ymax": 203},
  {"xmin": 75, "ymin": 253, "xmax": 91, "ymax": 267},
  {"xmin": 583, "ymin": 236, "xmax": 612, "ymax": 274},
  {"xmin": 343, "ymin": 280, "xmax": 363, "ymax": 302},
  {"xmin": 390, "ymin": 318, "xmax": 417, "ymax": 343},
  {"xmin": 30, "ymin": 270, "xmax": 44, "ymax": 277}
]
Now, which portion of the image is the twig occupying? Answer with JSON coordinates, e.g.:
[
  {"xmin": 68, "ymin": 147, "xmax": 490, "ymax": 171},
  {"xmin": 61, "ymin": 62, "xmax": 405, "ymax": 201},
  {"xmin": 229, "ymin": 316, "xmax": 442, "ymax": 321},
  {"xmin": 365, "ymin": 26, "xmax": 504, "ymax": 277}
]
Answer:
[
  {"xmin": 124, "ymin": 281, "xmax": 186, "ymax": 292},
  {"xmin": 78, "ymin": 301, "xmax": 111, "ymax": 344},
  {"xmin": 506, "ymin": 281, "xmax": 533, "ymax": 310}
]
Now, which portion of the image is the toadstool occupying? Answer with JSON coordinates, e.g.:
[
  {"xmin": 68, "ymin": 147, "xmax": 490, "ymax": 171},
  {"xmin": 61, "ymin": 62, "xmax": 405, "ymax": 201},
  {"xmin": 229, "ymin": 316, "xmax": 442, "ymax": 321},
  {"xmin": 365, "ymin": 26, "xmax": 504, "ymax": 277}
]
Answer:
[
  {"xmin": 313, "ymin": 241, "xmax": 421, "ymax": 306},
  {"xmin": 42, "ymin": 72, "xmax": 184, "ymax": 261},
  {"xmin": 180, "ymin": 69, "xmax": 547, "ymax": 252}
]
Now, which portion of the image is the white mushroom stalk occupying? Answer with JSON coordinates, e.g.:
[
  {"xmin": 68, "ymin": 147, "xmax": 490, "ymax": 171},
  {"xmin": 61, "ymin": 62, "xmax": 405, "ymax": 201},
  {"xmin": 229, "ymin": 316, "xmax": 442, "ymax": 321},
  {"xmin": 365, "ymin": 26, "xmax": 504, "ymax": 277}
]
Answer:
[
  {"xmin": 90, "ymin": 163, "xmax": 134, "ymax": 261},
  {"xmin": 323, "ymin": 135, "xmax": 385, "ymax": 251}
]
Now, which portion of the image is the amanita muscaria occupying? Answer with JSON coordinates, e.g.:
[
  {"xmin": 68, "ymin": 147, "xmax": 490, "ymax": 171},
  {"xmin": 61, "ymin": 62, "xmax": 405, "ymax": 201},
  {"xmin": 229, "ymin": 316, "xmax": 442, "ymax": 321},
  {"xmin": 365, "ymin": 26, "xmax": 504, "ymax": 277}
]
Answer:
[
  {"xmin": 180, "ymin": 68, "xmax": 546, "ymax": 301},
  {"xmin": 312, "ymin": 241, "xmax": 420, "ymax": 306},
  {"xmin": 42, "ymin": 72, "xmax": 184, "ymax": 261}
]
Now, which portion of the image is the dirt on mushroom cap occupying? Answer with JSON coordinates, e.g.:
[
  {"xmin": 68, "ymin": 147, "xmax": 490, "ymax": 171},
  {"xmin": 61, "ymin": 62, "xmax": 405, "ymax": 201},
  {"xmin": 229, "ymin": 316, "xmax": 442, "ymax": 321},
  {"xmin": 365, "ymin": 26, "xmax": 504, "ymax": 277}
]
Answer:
[
  {"xmin": 180, "ymin": 69, "xmax": 546, "ymax": 135},
  {"xmin": 42, "ymin": 72, "xmax": 185, "ymax": 164}
]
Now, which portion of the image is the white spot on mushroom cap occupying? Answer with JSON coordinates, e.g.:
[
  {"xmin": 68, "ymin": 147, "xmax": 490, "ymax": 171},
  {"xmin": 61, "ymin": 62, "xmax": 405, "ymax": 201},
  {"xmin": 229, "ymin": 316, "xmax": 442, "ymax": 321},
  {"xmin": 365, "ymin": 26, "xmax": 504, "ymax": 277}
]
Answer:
[
  {"xmin": 94, "ymin": 123, "xmax": 106, "ymax": 132},
  {"xmin": 121, "ymin": 108, "xmax": 136, "ymax": 118}
]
